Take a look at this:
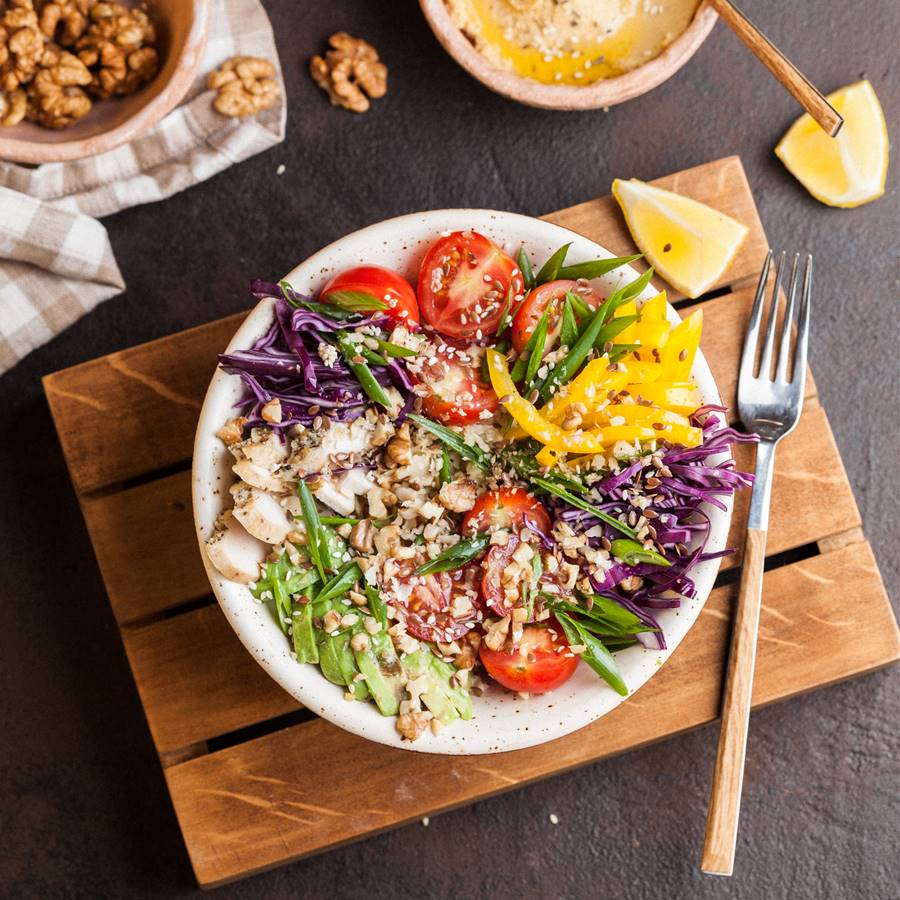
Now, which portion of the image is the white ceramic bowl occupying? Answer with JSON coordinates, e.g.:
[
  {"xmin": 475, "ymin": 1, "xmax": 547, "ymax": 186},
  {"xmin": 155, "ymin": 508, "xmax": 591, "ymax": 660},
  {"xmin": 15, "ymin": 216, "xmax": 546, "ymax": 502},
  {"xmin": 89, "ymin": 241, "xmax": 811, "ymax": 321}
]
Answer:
[{"xmin": 193, "ymin": 210, "xmax": 733, "ymax": 755}]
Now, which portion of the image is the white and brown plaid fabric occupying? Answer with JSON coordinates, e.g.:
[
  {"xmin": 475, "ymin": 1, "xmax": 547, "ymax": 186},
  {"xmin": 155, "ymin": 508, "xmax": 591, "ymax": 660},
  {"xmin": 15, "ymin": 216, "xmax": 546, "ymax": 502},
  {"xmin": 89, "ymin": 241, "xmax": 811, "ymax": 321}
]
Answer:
[{"xmin": 0, "ymin": 0, "xmax": 286, "ymax": 374}]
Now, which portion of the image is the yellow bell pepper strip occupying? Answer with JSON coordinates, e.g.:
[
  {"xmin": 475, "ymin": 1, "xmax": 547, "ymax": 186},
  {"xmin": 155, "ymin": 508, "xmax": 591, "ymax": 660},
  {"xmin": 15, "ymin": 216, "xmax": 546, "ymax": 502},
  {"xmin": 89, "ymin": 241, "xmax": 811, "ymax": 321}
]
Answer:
[
  {"xmin": 486, "ymin": 349, "xmax": 656, "ymax": 454},
  {"xmin": 658, "ymin": 308, "xmax": 703, "ymax": 380},
  {"xmin": 633, "ymin": 291, "xmax": 670, "ymax": 361},
  {"xmin": 541, "ymin": 356, "xmax": 624, "ymax": 423},
  {"xmin": 613, "ymin": 299, "xmax": 640, "ymax": 344},
  {"xmin": 625, "ymin": 381, "xmax": 702, "ymax": 415},
  {"xmin": 536, "ymin": 445, "xmax": 561, "ymax": 468},
  {"xmin": 640, "ymin": 291, "xmax": 668, "ymax": 320},
  {"xmin": 653, "ymin": 423, "xmax": 703, "ymax": 447},
  {"xmin": 585, "ymin": 403, "xmax": 692, "ymax": 429}
]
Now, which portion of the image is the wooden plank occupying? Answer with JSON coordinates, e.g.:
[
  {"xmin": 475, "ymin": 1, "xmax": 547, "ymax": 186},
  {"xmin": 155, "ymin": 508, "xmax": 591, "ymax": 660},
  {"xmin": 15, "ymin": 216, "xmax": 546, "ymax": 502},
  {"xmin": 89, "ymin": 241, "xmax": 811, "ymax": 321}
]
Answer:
[
  {"xmin": 544, "ymin": 156, "xmax": 769, "ymax": 301},
  {"xmin": 43, "ymin": 312, "xmax": 245, "ymax": 495},
  {"xmin": 120, "ymin": 604, "xmax": 300, "ymax": 754},
  {"xmin": 164, "ymin": 543, "xmax": 900, "ymax": 886},
  {"xmin": 81, "ymin": 470, "xmax": 210, "ymax": 625},
  {"xmin": 722, "ymin": 400, "xmax": 860, "ymax": 570}
]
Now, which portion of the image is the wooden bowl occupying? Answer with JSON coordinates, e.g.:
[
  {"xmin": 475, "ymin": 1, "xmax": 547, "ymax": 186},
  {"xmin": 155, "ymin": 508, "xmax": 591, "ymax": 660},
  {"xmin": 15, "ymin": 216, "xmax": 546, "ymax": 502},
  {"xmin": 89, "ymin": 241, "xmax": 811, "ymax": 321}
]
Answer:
[
  {"xmin": 419, "ymin": 0, "xmax": 718, "ymax": 110},
  {"xmin": 0, "ymin": 0, "xmax": 210, "ymax": 164}
]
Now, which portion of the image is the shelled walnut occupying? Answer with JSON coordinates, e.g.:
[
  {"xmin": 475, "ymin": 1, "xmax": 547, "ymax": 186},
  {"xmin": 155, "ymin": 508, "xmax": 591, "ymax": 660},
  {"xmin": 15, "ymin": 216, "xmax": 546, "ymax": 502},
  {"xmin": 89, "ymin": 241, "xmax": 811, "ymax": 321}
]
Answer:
[
  {"xmin": 0, "ymin": 1, "xmax": 45, "ymax": 93},
  {"xmin": 26, "ymin": 43, "xmax": 91, "ymax": 127},
  {"xmin": 0, "ymin": 85, "xmax": 26, "ymax": 124},
  {"xmin": 309, "ymin": 32, "xmax": 387, "ymax": 113},
  {"xmin": 37, "ymin": 0, "xmax": 91, "ymax": 47},
  {"xmin": 74, "ymin": 1, "xmax": 157, "ymax": 98},
  {"xmin": 208, "ymin": 55, "xmax": 279, "ymax": 117}
]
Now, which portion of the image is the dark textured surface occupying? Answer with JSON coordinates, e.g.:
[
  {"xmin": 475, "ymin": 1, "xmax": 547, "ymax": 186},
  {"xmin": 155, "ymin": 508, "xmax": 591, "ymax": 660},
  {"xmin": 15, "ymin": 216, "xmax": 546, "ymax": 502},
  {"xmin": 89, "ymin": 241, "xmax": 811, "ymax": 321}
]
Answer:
[{"xmin": 1, "ymin": 1, "xmax": 898, "ymax": 897}]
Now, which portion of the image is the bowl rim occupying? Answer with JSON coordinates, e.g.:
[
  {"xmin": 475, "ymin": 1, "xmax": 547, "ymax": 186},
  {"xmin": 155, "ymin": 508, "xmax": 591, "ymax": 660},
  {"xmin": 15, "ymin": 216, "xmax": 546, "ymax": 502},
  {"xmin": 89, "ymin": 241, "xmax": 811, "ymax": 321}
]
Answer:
[
  {"xmin": 0, "ymin": 0, "xmax": 211, "ymax": 164},
  {"xmin": 418, "ymin": 0, "xmax": 719, "ymax": 110},
  {"xmin": 192, "ymin": 208, "xmax": 733, "ymax": 755}
]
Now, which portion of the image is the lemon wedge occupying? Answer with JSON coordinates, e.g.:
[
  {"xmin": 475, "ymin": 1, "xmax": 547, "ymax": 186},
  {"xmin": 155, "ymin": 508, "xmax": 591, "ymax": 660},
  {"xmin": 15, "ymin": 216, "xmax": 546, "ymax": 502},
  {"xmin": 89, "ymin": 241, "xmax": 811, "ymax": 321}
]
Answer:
[
  {"xmin": 612, "ymin": 178, "xmax": 749, "ymax": 299},
  {"xmin": 775, "ymin": 80, "xmax": 889, "ymax": 208}
]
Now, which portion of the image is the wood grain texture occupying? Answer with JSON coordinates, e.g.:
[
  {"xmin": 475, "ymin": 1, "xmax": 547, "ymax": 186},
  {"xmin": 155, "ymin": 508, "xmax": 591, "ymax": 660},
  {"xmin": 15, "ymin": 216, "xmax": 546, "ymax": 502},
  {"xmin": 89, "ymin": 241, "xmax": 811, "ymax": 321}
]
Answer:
[
  {"xmin": 702, "ymin": 527, "xmax": 767, "ymax": 876},
  {"xmin": 43, "ymin": 312, "xmax": 244, "ymax": 495},
  {"xmin": 706, "ymin": 0, "xmax": 842, "ymax": 136},
  {"xmin": 120, "ymin": 604, "xmax": 300, "ymax": 754},
  {"xmin": 164, "ymin": 542, "xmax": 900, "ymax": 886},
  {"xmin": 544, "ymin": 156, "xmax": 769, "ymax": 300}
]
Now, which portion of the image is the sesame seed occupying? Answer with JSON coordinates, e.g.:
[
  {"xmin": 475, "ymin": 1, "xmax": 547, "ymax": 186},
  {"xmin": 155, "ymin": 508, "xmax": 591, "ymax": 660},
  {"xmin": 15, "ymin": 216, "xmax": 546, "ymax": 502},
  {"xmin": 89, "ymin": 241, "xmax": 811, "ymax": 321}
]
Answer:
[{"xmin": 549, "ymin": 813, "xmax": 559, "ymax": 825}]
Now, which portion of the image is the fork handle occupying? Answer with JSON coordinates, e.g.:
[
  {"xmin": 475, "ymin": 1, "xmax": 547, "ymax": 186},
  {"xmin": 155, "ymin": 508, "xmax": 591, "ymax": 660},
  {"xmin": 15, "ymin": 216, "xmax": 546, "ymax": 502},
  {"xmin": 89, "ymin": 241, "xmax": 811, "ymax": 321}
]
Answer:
[{"xmin": 701, "ymin": 526, "xmax": 768, "ymax": 875}]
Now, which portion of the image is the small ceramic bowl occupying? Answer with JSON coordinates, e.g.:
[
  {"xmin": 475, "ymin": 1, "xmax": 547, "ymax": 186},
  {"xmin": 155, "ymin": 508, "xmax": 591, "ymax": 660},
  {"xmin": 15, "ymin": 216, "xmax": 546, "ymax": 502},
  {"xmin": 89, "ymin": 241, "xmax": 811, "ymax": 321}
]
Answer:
[
  {"xmin": 0, "ymin": 0, "xmax": 209, "ymax": 164},
  {"xmin": 193, "ymin": 210, "xmax": 734, "ymax": 755},
  {"xmin": 419, "ymin": 0, "xmax": 718, "ymax": 110}
]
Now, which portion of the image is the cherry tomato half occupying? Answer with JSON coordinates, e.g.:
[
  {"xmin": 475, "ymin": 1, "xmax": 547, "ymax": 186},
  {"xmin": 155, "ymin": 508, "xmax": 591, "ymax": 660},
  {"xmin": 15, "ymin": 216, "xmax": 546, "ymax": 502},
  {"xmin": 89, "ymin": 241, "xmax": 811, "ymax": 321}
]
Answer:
[
  {"xmin": 417, "ymin": 231, "xmax": 524, "ymax": 340},
  {"xmin": 510, "ymin": 279, "xmax": 604, "ymax": 352},
  {"xmin": 392, "ymin": 563, "xmax": 482, "ymax": 643},
  {"xmin": 320, "ymin": 265, "xmax": 420, "ymax": 327},
  {"xmin": 462, "ymin": 487, "xmax": 551, "ymax": 537},
  {"xmin": 413, "ymin": 344, "xmax": 499, "ymax": 425},
  {"xmin": 480, "ymin": 533, "xmax": 522, "ymax": 617},
  {"xmin": 479, "ymin": 622, "xmax": 579, "ymax": 694}
]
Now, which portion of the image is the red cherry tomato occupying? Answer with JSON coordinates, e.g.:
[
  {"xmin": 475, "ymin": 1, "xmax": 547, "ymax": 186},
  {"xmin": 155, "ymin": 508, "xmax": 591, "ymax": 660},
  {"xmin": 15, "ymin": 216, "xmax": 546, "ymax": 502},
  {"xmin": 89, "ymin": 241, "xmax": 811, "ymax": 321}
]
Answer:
[
  {"xmin": 462, "ymin": 487, "xmax": 551, "ymax": 536},
  {"xmin": 480, "ymin": 533, "xmax": 522, "ymax": 617},
  {"xmin": 414, "ymin": 344, "xmax": 499, "ymax": 425},
  {"xmin": 417, "ymin": 231, "xmax": 524, "ymax": 340},
  {"xmin": 392, "ymin": 564, "xmax": 482, "ymax": 643},
  {"xmin": 479, "ymin": 622, "xmax": 579, "ymax": 694},
  {"xmin": 320, "ymin": 265, "xmax": 420, "ymax": 327},
  {"xmin": 510, "ymin": 279, "xmax": 604, "ymax": 352}
]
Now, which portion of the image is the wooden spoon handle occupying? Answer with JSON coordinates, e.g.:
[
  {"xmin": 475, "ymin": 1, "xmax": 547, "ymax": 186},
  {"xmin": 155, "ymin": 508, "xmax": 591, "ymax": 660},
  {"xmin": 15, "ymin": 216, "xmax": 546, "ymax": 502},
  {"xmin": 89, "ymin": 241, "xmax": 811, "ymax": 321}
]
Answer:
[
  {"xmin": 701, "ymin": 527, "xmax": 768, "ymax": 876},
  {"xmin": 707, "ymin": 0, "xmax": 843, "ymax": 136}
]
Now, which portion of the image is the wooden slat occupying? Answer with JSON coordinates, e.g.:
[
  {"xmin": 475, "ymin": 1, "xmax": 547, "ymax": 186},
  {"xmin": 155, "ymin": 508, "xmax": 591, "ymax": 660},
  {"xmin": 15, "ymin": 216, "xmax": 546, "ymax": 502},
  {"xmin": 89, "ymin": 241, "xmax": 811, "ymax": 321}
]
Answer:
[
  {"xmin": 120, "ymin": 604, "xmax": 300, "ymax": 754},
  {"xmin": 164, "ymin": 543, "xmax": 900, "ymax": 886},
  {"xmin": 43, "ymin": 312, "xmax": 245, "ymax": 495},
  {"xmin": 544, "ymin": 156, "xmax": 769, "ymax": 301},
  {"xmin": 81, "ymin": 470, "xmax": 210, "ymax": 624}
]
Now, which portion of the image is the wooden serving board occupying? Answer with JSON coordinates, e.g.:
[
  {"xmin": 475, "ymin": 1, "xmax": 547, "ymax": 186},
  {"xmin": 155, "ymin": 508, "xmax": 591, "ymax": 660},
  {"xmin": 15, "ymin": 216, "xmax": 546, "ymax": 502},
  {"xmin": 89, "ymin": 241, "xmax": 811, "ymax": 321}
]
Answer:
[{"xmin": 43, "ymin": 157, "xmax": 899, "ymax": 888}]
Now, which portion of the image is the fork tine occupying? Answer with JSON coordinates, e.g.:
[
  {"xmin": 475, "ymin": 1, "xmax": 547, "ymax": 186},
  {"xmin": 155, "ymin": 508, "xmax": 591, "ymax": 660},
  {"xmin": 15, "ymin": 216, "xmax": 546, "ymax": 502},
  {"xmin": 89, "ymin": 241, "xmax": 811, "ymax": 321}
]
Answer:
[
  {"xmin": 757, "ymin": 251, "xmax": 786, "ymax": 380},
  {"xmin": 775, "ymin": 254, "xmax": 801, "ymax": 382},
  {"xmin": 740, "ymin": 249, "xmax": 772, "ymax": 379},
  {"xmin": 792, "ymin": 255, "xmax": 812, "ymax": 392}
]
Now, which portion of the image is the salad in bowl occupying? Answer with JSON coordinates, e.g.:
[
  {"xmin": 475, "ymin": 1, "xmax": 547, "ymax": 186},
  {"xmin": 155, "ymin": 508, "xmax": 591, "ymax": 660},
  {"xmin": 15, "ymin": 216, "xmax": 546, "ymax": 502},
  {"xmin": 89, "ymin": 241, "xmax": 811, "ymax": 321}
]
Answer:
[{"xmin": 193, "ymin": 210, "xmax": 753, "ymax": 754}]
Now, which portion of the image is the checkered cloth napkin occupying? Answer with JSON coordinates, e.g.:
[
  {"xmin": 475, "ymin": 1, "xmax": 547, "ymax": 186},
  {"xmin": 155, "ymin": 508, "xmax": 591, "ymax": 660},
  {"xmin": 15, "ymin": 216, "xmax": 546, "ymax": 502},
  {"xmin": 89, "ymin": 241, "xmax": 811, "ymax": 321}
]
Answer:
[{"xmin": 0, "ymin": 0, "xmax": 286, "ymax": 375}]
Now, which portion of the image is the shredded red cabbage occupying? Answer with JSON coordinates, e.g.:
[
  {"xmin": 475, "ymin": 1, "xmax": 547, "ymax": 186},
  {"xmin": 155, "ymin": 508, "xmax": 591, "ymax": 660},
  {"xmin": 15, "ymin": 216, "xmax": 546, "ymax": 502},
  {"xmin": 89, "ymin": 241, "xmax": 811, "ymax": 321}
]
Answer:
[
  {"xmin": 557, "ymin": 412, "xmax": 756, "ymax": 650},
  {"xmin": 217, "ymin": 282, "xmax": 414, "ymax": 433}
]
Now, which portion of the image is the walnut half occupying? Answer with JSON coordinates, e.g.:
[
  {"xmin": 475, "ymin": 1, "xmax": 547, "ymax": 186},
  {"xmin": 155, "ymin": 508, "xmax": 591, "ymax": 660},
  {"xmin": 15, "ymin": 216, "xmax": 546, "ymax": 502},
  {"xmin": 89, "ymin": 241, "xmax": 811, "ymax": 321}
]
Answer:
[
  {"xmin": 309, "ymin": 32, "xmax": 387, "ymax": 114},
  {"xmin": 208, "ymin": 55, "xmax": 279, "ymax": 118}
]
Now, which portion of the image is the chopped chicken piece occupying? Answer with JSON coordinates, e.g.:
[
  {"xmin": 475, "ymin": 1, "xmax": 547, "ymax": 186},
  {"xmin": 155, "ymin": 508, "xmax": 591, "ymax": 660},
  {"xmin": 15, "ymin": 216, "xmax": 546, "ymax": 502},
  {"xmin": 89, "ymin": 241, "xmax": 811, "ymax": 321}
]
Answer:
[
  {"xmin": 232, "ymin": 459, "xmax": 285, "ymax": 493},
  {"xmin": 232, "ymin": 487, "xmax": 293, "ymax": 544},
  {"xmin": 205, "ymin": 510, "xmax": 267, "ymax": 583}
]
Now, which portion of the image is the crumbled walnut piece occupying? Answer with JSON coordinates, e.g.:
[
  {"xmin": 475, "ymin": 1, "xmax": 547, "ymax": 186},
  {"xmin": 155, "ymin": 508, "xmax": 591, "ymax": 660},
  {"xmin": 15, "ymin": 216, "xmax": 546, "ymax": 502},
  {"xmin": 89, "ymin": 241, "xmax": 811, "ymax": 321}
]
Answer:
[
  {"xmin": 26, "ymin": 46, "xmax": 91, "ymax": 128},
  {"xmin": 208, "ymin": 54, "xmax": 278, "ymax": 117},
  {"xmin": 396, "ymin": 709, "xmax": 432, "ymax": 741},
  {"xmin": 483, "ymin": 615, "xmax": 511, "ymax": 651},
  {"xmin": 384, "ymin": 422, "xmax": 411, "ymax": 466},
  {"xmin": 349, "ymin": 632, "xmax": 369, "ymax": 653},
  {"xmin": 309, "ymin": 31, "xmax": 387, "ymax": 113},
  {"xmin": 1, "ymin": 2, "xmax": 45, "ymax": 93},
  {"xmin": 38, "ymin": 0, "xmax": 91, "ymax": 47},
  {"xmin": 348, "ymin": 518, "xmax": 375, "ymax": 553},
  {"xmin": 0, "ymin": 85, "xmax": 25, "ymax": 124},
  {"xmin": 216, "ymin": 417, "xmax": 247, "ymax": 445},
  {"xmin": 74, "ymin": 2, "xmax": 157, "ymax": 98},
  {"xmin": 437, "ymin": 478, "xmax": 478, "ymax": 513}
]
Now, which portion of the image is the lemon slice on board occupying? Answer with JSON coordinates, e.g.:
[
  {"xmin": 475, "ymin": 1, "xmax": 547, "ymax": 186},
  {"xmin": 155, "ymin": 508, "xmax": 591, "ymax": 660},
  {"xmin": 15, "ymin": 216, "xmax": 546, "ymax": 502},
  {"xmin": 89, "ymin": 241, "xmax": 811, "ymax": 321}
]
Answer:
[
  {"xmin": 775, "ymin": 80, "xmax": 889, "ymax": 208},
  {"xmin": 612, "ymin": 179, "xmax": 749, "ymax": 299}
]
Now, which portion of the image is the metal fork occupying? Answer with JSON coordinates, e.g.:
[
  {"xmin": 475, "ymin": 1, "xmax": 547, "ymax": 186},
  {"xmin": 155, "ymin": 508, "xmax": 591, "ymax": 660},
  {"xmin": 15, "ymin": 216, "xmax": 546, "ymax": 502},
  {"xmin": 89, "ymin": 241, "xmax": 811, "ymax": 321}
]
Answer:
[{"xmin": 701, "ymin": 250, "xmax": 812, "ymax": 876}]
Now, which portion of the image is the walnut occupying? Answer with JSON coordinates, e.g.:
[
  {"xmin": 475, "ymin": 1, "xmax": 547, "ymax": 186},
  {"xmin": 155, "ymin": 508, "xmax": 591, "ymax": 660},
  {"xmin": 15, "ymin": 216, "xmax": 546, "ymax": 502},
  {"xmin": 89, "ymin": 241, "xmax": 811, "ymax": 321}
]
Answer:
[
  {"xmin": 309, "ymin": 32, "xmax": 387, "ymax": 113},
  {"xmin": 396, "ymin": 710, "xmax": 431, "ymax": 742},
  {"xmin": 437, "ymin": 479, "xmax": 478, "ymax": 513},
  {"xmin": 384, "ymin": 422, "xmax": 411, "ymax": 466},
  {"xmin": 75, "ymin": 1, "xmax": 157, "ymax": 98},
  {"xmin": 348, "ymin": 518, "xmax": 375, "ymax": 554},
  {"xmin": 208, "ymin": 55, "xmax": 278, "ymax": 117},
  {"xmin": 26, "ymin": 45, "xmax": 91, "ymax": 127},
  {"xmin": 0, "ymin": 85, "xmax": 25, "ymax": 124},
  {"xmin": 0, "ymin": 2, "xmax": 45, "ymax": 92},
  {"xmin": 216, "ymin": 417, "xmax": 247, "ymax": 446},
  {"xmin": 38, "ymin": 0, "xmax": 91, "ymax": 47}
]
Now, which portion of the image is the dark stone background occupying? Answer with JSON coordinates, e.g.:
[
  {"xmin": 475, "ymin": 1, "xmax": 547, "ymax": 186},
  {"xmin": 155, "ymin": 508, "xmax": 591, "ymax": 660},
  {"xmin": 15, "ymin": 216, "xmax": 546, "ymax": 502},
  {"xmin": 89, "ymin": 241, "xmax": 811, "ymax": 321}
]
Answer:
[{"xmin": 1, "ymin": 1, "xmax": 897, "ymax": 897}]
